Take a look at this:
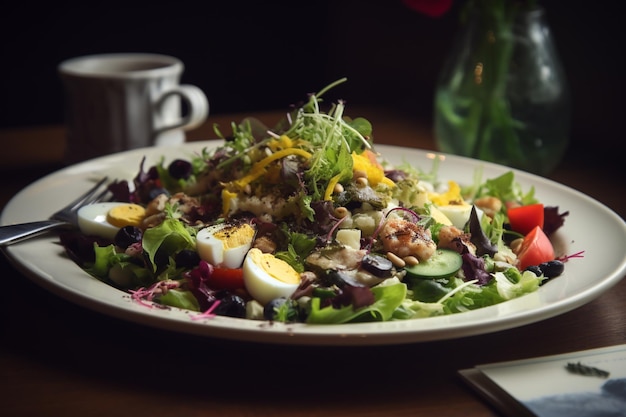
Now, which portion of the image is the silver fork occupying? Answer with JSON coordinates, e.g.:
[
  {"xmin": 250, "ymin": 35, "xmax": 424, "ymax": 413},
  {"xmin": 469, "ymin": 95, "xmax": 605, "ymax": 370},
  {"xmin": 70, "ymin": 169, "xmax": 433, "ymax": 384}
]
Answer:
[{"xmin": 0, "ymin": 177, "xmax": 112, "ymax": 246}]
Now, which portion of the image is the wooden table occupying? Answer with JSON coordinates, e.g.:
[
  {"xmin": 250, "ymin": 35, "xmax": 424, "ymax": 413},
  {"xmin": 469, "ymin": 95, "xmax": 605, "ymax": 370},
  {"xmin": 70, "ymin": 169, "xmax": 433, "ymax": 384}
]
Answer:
[{"xmin": 1, "ymin": 109, "xmax": 625, "ymax": 417}]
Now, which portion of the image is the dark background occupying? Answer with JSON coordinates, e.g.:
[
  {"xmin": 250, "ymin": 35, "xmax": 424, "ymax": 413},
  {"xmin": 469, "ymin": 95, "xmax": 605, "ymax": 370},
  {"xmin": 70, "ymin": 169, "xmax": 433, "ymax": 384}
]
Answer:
[{"xmin": 1, "ymin": 1, "xmax": 623, "ymax": 153}]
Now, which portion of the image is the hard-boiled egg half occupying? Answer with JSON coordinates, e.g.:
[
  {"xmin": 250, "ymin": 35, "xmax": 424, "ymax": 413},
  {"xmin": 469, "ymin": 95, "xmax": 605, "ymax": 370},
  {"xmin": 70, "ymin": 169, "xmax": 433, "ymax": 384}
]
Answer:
[
  {"xmin": 437, "ymin": 204, "xmax": 485, "ymax": 229},
  {"xmin": 77, "ymin": 202, "xmax": 146, "ymax": 240},
  {"xmin": 242, "ymin": 248, "xmax": 301, "ymax": 305},
  {"xmin": 427, "ymin": 180, "xmax": 485, "ymax": 228},
  {"xmin": 436, "ymin": 204, "xmax": 474, "ymax": 229},
  {"xmin": 196, "ymin": 222, "xmax": 256, "ymax": 269}
]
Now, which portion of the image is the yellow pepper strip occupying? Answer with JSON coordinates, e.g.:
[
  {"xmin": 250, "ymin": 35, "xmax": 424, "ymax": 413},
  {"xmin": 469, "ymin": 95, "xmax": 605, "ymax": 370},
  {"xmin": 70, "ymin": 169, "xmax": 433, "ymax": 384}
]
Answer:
[
  {"xmin": 428, "ymin": 180, "xmax": 464, "ymax": 206},
  {"xmin": 380, "ymin": 176, "xmax": 396, "ymax": 187},
  {"xmin": 221, "ymin": 189, "xmax": 238, "ymax": 217},
  {"xmin": 233, "ymin": 147, "xmax": 312, "ymax": 190},
  {"xmin": 324, "ymin": 173, "xmax": 343, "ymax": 201},
  {"xmin": 267, "ymin": 135, "xmax": 294, "ymax": 152}
]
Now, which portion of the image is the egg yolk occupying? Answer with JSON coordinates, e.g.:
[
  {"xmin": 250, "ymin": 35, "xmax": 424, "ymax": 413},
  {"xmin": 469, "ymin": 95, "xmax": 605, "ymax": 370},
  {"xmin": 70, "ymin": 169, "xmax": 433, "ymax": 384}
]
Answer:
[
  {"xmin": 106, "ymin": 204, "xmax": 146, "ymax": 228},
  {"xmin": 248, "ymin": 248, "xmax": 300, "ymax": 284},
  {"xmin": 214, "ymin": 223, "xmax": 255, "ymax": 249}
]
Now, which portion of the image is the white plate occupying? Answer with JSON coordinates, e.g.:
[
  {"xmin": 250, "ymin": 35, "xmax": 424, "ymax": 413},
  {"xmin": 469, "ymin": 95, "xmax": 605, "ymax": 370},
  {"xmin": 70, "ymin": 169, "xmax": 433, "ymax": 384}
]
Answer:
[{"xmin": 2, "ymin": 141, "xmax": 625, "ymax": 345}]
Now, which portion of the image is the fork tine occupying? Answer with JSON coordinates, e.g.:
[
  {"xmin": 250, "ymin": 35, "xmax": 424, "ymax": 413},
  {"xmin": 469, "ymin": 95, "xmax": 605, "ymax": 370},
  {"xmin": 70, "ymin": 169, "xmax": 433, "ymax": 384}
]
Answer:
[
  {"xmin": 66, "ymin": 176, "xmax": 109, "ymax": 212},
  {"xmin": 0, "ymin": 176, "xmax": 115, "ymax": 246},
  {"xmin": 82, "ymin": 186, "xmax": 112, "ymax": 207}
]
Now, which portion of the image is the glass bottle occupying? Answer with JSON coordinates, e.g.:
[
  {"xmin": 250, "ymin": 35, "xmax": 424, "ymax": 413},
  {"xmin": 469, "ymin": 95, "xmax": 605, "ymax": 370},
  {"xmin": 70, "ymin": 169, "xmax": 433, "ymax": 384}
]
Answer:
[{"xmin": 434, "ymin": 6, "xmax": 571, "ymax": 176}]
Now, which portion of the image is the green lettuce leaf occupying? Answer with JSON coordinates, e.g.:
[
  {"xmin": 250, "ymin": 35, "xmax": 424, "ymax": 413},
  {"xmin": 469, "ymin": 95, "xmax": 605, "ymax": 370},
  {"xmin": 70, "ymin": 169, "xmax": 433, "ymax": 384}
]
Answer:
[
  {"xmin": 142, "ymin": 218, "xmax": 195, "ymax": 271},
  {"xmin": 86, "ymin": 244, "xmax": 153, "ymax": 288},
  {"xmin": 468, "ymin": 171, "xmax": 538, "ymax": 207},
  {"xmin": 306, "ymin": 280, "xmax": 407, "ymax": 324},
  {"xmin": 158, "ymin": 289, "xmax": 201, "ymax": 311}
]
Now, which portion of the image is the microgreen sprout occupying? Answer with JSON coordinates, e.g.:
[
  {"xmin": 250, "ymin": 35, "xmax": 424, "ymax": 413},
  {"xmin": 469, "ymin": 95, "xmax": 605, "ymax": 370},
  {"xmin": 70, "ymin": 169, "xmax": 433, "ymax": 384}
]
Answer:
[{"xmin": 558, "ymin": 250, "xmax": 585, "ymax": 262}]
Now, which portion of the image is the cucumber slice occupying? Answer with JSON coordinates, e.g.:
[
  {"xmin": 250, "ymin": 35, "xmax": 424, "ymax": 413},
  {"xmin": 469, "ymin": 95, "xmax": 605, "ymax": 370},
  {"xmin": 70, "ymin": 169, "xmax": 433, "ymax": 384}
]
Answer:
[{"xmin": 404, "ymin": 249, "xmax": 463, "ymax": 280}]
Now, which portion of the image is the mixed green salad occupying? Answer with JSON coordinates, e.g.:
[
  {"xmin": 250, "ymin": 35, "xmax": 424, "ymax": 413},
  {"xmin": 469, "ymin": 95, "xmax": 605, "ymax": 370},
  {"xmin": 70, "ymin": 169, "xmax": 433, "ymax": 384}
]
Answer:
[{"xmin": 60, "ymin": 79, "xmax": 574, "ymax": 325}]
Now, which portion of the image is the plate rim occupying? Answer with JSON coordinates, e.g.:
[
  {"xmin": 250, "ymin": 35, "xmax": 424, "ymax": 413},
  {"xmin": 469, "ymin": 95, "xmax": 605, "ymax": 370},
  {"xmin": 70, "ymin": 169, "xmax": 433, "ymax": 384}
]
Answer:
[{"xmin": 2, "ymin": 141, "xmax": 626, "ymax": 346}]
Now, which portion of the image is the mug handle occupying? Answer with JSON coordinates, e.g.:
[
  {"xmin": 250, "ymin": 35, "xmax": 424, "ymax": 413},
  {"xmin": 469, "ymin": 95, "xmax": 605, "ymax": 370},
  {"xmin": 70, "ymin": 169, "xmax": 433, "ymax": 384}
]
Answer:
[{"xmin": 153, "ymin": 85, "xmax": 210, "ymax": 135}]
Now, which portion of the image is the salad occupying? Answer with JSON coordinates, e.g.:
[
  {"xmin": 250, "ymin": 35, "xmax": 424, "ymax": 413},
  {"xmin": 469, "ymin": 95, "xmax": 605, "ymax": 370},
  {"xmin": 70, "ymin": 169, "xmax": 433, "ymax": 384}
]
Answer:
[{"xmin": 60, "ymin": 78, "xmax": 574, "ymax": 325}]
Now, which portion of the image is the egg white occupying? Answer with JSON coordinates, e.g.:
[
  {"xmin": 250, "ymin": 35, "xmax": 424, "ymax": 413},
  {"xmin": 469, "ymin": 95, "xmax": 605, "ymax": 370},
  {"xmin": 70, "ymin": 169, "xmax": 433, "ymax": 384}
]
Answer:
[
  {"xmin": 437, "ymin": 204, "xmax": 484, "ymax": 229},
  {"xmin": 77, "ymin": 202, "xmax": 130, "ymax": 240},
  {"xmin": 242, "ymin": 248, "xmax": 300, "ymax": 305},
  {"xmin": 196, "ymin": 223, "xmax": 255, "ymax": 269}
]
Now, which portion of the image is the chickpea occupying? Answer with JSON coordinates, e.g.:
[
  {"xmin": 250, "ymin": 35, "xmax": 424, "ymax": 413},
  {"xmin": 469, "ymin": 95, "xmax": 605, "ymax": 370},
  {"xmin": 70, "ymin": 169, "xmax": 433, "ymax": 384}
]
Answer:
[
  {"xmin": 353, "ymin": 169, "xmax": 367, "ymax": 179},
  {"xmin": 334, "ymin": 207, "xmax": 350, "ymax": 218},
  {"xmin": 355, "ymin": 177, "xmax": 369, "ymax": 188}
]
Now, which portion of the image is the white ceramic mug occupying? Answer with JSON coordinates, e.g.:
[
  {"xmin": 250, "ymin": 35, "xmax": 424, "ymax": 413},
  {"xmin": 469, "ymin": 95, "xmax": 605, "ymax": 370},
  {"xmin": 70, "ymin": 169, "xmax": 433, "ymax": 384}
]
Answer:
[{"xmin": 58, "ymin": 53, "xmax": 209, "ymax": 163}]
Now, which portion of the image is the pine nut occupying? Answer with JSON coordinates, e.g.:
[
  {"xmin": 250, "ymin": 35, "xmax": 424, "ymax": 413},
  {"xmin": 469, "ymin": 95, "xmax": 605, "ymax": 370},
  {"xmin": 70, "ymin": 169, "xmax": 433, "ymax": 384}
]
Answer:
[{"xmin": 386, "ymin": 252, "xmax": 406, "ymax": 268}]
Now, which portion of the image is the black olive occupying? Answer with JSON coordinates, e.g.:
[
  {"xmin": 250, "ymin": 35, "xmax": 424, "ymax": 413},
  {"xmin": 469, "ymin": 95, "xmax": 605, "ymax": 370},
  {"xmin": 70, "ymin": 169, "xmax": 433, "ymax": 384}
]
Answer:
[
  {"xmin": 144, "ymin": 247, "xmax": 170, "ymax": 271},
  {"xmin": 263, "ymin": 297, "xmax": 300, "ymax": 322},
  {"xmin": 525, "ymin": 265, "xmax": 543, "ymax": 277},
  {"xmin": 539, "ymin": 260, "xmax": 565, "ymax": 278},
  {"xmin": 114, "ymin": 226, "xmax": 143, "ymax": 249},
  {"xmin": 360, "ymin": 253, "xmax": 394, "ymax": 278},
  {"xmin": 324, "ymin": 270, "xmax": 363, "ymax": 288},
  {"xmin": 168, "ymin": 159, "xmax": 193, "ymax": 180},
  {"xmin": 525, "ymin": 260, "xmax": 565, "ymax": 285},
  {"xmin": 212, "ymin": 293, "xmax": 246, "ymax": 318},
  {"xmin": 147, "ymin": 186, "xmax": 170, "ymax": 200},
  {"xmin": 175, "ymin": 249, "xmax": 200, "ymax": 269}
]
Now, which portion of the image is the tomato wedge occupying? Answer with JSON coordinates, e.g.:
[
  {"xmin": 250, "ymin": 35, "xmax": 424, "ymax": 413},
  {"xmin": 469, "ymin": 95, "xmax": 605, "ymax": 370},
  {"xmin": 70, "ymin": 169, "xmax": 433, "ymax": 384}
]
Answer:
[
  {"xmin": 207, "ymin": 267, "xmax": 245, "ymax": 291},
  {"xmin": 516, "ymin": 226, "xmax": 554, "ymax": 270},
  {"xmin": 508, "ymin": 203, "xmax": 544, "ymax": 235}
]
